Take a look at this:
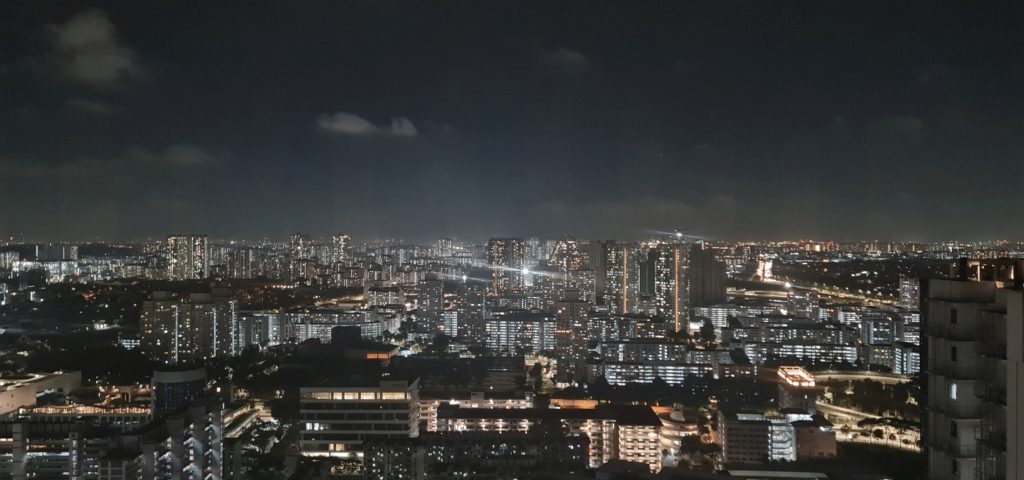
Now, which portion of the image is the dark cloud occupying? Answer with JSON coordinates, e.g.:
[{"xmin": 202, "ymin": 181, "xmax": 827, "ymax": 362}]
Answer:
[
  {"xmin": 317, "ymin": 112, "xmax": 418, "ymax": 137},
  {"xmin": 0, "ymin": 2, "xmax": 1021, "ymax": 242},
  {"xmin": 543, "ymin": 48, "xmax": 588, "ymax": 72},
  {"xmin": 67, "ymin": 98, "xmax": 120, "ymax": 114},
  {"xmin": 48, "ymin": 9, "xmax": 140, "ymax": 86},
  {"xmin": 126, "ymin": 144, "xmax": 221, "ymax": 168},
  {"xmin": 870, "ymin": 116, "xmax": 927, "ymax": 142}
]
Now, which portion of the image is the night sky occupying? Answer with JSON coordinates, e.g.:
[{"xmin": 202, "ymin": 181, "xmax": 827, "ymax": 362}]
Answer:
[{"xmin": 2, "ymin": 2, "xmax": 1022, "ymax": 242}]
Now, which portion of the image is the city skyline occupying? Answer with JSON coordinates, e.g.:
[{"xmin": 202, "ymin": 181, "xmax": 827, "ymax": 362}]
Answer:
[
  {"xmin": 6, "ymin": 231, "xmax": 1024, "ymax": 247},
  {"xmin": 2, "ymin": 3, "xmax": 1021, "ymax": 479},
  {"xmin": 3, "ymin": 2, "xmax": 1023, "ymax": 241}
]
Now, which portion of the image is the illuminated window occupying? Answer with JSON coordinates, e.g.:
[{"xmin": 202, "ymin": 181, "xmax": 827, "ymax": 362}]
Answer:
[
  {"xmin": 381, "ymin": 392, "xmax": 407, "ymax": 400},
  {"xmin": 360, "ymin": 392, "xmax": 377, "ymax": 400},
  {"xmin": 343, "ymin": 392, "xmax": 358, "ymax": 400},
  {"xmin": 950, "ymin": 383, "xmax": 958, "ymax": 400}
]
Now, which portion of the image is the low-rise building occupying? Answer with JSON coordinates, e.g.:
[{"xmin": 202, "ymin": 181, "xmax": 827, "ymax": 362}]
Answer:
[
  {"xmin": 434, "ymin": 404, "xmax": 664, "ymax": 472},
  {"xmin": 717, "ymin": 410, "xmax": 835, "ymax": 465},
  {"xmin": 0, "ymin": 371, "xmax": 81, "ymax": 415}
]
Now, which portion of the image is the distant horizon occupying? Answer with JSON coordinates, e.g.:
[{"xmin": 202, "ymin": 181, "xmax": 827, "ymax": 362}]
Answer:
[{"xmin": 3, "ymin": 233, "xmax": 1023, "ymax": 247}]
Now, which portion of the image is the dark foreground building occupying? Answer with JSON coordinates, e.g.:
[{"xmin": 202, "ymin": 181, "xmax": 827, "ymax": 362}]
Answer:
[
  {"xmin": 923, "ymin": 259, "xmax": 1024, "ymax": 480},
  {"xmin": 363, "ymin": 430, "xmax": 589, "ymax": 480}
]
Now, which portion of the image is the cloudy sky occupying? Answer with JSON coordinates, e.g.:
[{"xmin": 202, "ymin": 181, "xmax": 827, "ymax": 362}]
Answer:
[{"xmin": 1, "ymin": 2, "xmax": 1022, "ymax": 242}]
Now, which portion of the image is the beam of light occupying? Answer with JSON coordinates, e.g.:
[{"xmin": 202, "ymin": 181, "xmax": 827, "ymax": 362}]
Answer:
[
  {"xmin": 435, "ymin": 272, "xmax": 493, "ymax": 283},
  {"xmin": 643, "ymin": 228, "xmax": 706, "ymax": 241}
]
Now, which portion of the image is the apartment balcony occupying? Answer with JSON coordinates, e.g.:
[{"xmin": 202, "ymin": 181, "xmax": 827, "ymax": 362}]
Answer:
[
  {"xmin": 928, "ymin": 437, "xmax": 978, "ymax": 458},
  {"xmin": 929, "ymin": 401, "xmax": 981, "ymax": 420},
  {"xmin": 926, "ymin": 363, "xmax": 979, "ymax": 381},
  {"xmin": 975, "ymin": 442, "xmax": 1007, "ymax": 480},
  {"xmin": 976, "ymin": 429, "xmax": 1007, "ymax": 453},
  {"xmin": 923, "ymin": 323, "xmax": 976, "ymax": 342},
  {"xmin": 975, "ymin": 312, "xmax": 1007, "ymax": 359},
  {"xmin": 974, "ymin": 383, "xmax": 1007, "ymax": 406}
]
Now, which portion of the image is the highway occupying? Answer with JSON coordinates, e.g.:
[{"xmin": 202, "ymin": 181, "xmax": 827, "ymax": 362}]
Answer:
[
  {"xmin": 816, "ymin": 401, "xmax": 880, "ymax": 421},
  {"xmin": 812, "ymin": 370, "xmax": 914, "ymax": 385}
]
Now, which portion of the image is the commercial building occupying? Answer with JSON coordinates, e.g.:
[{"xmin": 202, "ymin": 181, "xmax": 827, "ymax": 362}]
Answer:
[
  {"xmin": 717, "ymin": 410, "xmax": 835, "ymax": 464},
  {"xmin": 777, "ymin": 366, "xmax": 820, "ymax": 414},
  {"xmin": 299, "ymin": 377, "xmax": 420, "ymax": 458}
]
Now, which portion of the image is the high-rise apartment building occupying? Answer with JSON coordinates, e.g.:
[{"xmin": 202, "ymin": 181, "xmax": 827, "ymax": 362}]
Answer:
[
  {"xmin": 604, "ymin": 242, "xmax": 638, "ymax": 314},
  {"xmin": 687, "ymin": 243, "xmax": 727, "ymax": 308},
  {"xmin": 226, "ymin": 247, "xmax": 257, "ymax": 279},
  {"xmin": 922, "ymin": 259, "xmax": 1024, "ymax": 480},
  {"xmin": 289, "ymin": 233, "xmax": 313, "ymax": 280},
  {"xmin": 289, "ymin": 233, "xmax": 311, "ymax": 260},
  {"xmin": 140, "ymin": 292, "xmax": 184, "ymax": 363},
  {"xmin": 416, "ymin": 280, "xmax": 444, "ymax": 327},
  {"xmin": 435, "ymin": 237, "xmax": 454, "ymax": 258},
  {"xmin": 900, "ymin": 276, "xmax": 921, "ymax": 311},
  {"xmin": 331, "ymin": 233, "xmax": 351, "ymax": 264},
  {"xmin": 166, "ymin": 235, "xmax": 208, "ymax": 280},
  {"xmin": 487, "ymin": 238, "xmax": 525, "ymax": 296},
  {"xmin": 653, "ymin": 243, "xmax": 686, "ymax": 331},
  {"xmin": 453, "ymin": 284, "xmax": 487, "ymax": 342},
  {"xmin": 140, "ymin": 291, "xmax": 237, "ymax": 364},
  {"xmin": 485, "ymin": 312, "xmax": 557, "ymax": 355}
]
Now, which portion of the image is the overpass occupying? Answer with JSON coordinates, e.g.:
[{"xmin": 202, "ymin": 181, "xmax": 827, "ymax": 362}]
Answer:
[{"xmin": 812, "ymin": 370, "xmax": 913, "ymax": 385}]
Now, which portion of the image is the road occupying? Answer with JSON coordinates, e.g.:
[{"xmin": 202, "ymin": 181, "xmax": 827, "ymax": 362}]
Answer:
[
  {"xmin": 816, "ymin": 401, "xmax": 881, "ymax": 421},
  {"xmin": 816, "ymin": 401, "xmax": 921, "ymax": 453},
  {"xmin": 813, "ymin": 370, "xmax": 914, "ymax": 385},
  {"xmin": 772, "ymin": 277, "xmax": 897, "ymax": 307}
]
